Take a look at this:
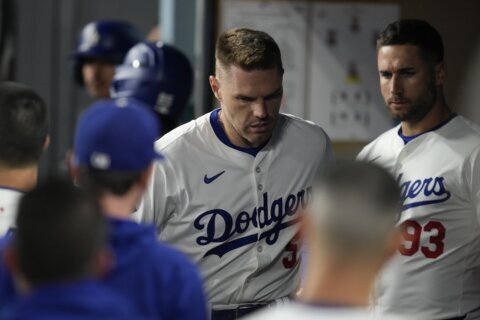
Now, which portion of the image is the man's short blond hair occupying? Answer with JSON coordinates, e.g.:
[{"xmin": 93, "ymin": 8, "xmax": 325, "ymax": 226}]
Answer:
[{"xmin": 215, "ymin": 28, "xmax": 283, "ymax": 73}]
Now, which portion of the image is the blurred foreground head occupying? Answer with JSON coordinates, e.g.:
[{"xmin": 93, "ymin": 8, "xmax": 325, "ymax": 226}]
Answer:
[
  {"xmin": 309, "ymin": 162, "xmax": 401, "ymax": 262},
  {"xmin": 0, "ymin": 81, "xmax": 48, "ymax": 169},
  {"xmin": 7, "ymin": 179, "xmax": 107, "ymax": 290}
]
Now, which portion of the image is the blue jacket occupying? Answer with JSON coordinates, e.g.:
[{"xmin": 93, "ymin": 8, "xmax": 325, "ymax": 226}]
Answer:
[
  {"xmin": 0, "ymin": 218, "xmax": 207, "ymax": 320},
  {"xmin": 0, "ymin": 280, "xmax": 140, "ymax": 320},
  {"xmin": 105, "ymin": 217, "xmax": 208, "ymax": 320}
]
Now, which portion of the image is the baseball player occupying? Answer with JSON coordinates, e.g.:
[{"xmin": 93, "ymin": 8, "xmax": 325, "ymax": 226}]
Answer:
[
  {"xmin": 72, "ymin": 20, "xmax": 140, "ymax": 99},
  {"xmin": 0, "ymin": 82, "xmax": 49, "ymax": 235},
  {"xmin": 357, "ymin": 19, "xmax": 480, "ymax": 319},
  {"xmin": 70, "ymin": 98, "xmax": 207, "ymax": 320},
  {"xmin": 245, "ymin": 162, "xmax": 404, "ymax": 320},
  {"xmin": 135, "ymin": 27, "xmax": 334, "ymax": 319},
  {"xmin": 112, "ymin": 41, "xmax": 193, "ymax": 134},
  {"xmin": 1, "ymin": 179, "xmax": 140, "ymax": 319}
]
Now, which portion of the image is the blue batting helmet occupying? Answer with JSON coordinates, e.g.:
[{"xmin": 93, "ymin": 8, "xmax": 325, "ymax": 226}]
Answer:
[
  {"xmin": 111, "ymin": 41, "xmax": 193, "ymax": 123},
  {"xmin": 73, "ymin": 20, "xmax": 140, "ymax": 85}
]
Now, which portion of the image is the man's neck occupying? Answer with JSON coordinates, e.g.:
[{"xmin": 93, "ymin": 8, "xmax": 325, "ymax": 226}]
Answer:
[
  {"xmin": 301, "ymin": 259, "xmax": 376, "ymax": 307},
  {"xmin": 218, "ymin": 109, "xmax": 248, "ymax": 148},
  {"xmin": 0, "ymin": 165, "xmax": 38, "ymax": 192},
  {"xmin": 401, "ymin": 100, "xmax": 452, "ymax": 136},
  {"xmin": 100, "ymin": 188, "xmax": 141, "ymax": 219}
]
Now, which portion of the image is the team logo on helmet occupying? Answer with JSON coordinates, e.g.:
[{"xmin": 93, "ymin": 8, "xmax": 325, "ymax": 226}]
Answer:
[
  {"xmin": 90, "ymin": 152, "xmax": 111, "ymax": 170},
  {"xmin": 79, "ymin": 23, "xmax": 100, "ymax": 52}
]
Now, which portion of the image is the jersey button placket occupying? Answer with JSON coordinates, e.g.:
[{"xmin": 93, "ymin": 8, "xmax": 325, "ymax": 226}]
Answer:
[
  {"xmin": 255, "ymin": 165, "xmax": 263, "ymax": 191},
  {"xmin": 253, "ymin": 158, "xmax": 268, "ymax": 270}
]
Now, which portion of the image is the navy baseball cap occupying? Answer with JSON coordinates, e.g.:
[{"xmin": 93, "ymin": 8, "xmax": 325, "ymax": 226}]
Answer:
[{"xmin": 74, "ymin": 98, "xmax": 163, "ymax": 171}]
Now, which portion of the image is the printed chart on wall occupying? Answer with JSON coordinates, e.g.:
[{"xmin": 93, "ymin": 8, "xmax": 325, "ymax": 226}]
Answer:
[
  {"xmin": 219, "ymin": 0, "xmax": 309, "ymax": 118},
  {"xmin": 308, "ymin": 3, "xmax": 399, "ymax": 141},
  {"xmin": 219, "ymin": 0, "xmax": 399, "ymax": 141}
]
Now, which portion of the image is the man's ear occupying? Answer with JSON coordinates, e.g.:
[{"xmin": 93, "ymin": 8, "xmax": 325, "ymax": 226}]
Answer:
[
  {"xmin": 43, "ymin": 135, "xmax": 50, "ymax": 151},
  {"xmin": 209, "ymin": 75, "xmax": 222, "ymax": 102},
  {"xmin": 138, "ymin": 164, "xmax": 154, "ymax": 190},
  {"xmin": 435, "ymin": 62, "xmax": 446, "ymax": 86},
  {"xmin": 67, "ymin": 150, "xmax": 80, "ymax": 185}
]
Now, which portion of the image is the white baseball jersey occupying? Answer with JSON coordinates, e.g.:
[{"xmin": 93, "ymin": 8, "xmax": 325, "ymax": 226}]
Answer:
[
  {"xmin": 135, "ymin": 109, "xmax": 334, "ymax": 305},
  {"xmin": 244, "ymin": 302, "xmax": 407, "ymax": 320},
  {"xmin": 357, "ymin": 115, "xmax": 480, "ymax": 319},
  {"xmin": 0, "ymin": 187, "xmax": 22, "ymax": 235}
]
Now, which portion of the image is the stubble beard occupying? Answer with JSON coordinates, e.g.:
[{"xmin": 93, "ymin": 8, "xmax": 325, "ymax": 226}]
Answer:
[{"xmin": 389, "ymin": 82, "xmax": 437, "ymax": 125}]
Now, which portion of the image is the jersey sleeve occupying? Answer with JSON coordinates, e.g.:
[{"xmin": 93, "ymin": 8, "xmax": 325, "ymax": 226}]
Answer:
[
  {"xmin": 133, "ymin": 157, "xmax": 179, "ymax": 232},
  {"xmin": 322, "ymin": 130, "xmax": 335, "ymax": 168},
  {"xmin": 466, "ymin": 146, "xmax": 480, "ymax": 223},
  {"xmin": 301, "ymin": 128, "xmax": 334, "ymax": 288},
  {"xmin": 315, "ymin": 128, "xmax": 335, "ymax": 178},
  {"xmin": 356, "ymin": 141, "xmax": 373, "ymax": 161}
]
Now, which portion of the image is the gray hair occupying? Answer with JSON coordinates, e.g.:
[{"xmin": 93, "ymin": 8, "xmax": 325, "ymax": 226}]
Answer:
[{"xmin": 310, "ymin": 162, "xmax": 400, "ymax": 258}]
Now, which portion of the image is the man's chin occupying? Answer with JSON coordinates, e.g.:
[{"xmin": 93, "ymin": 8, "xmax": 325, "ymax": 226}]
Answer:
[
  {"xmin": 391, "ymin": 114, "xmax": 408, "ymax": 122},
  {"xmin": 389, "ymin": 108, "xmax": 412, "ymax": 122},
  {"xmin": 247, "ymin": 133, "xmax": 271, "ymax": 148}
]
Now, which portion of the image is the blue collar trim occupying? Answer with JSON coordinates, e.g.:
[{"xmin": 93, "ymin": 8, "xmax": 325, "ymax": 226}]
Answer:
[
  {"xmin": 209, "ymin": 108, "xmax": 264, "ymax": 157},
  {"xmin": 398, "ymin": 114, "xmax": 457, "ymax": 145}
]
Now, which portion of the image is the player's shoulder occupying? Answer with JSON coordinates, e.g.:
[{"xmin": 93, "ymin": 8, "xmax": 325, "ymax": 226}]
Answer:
[
  {"xmin": 357, "ymin": 124, "xmax": 400, "ymax": 161},
  {"xmin": 440, "ymin": 116, "xmax": 480, "ymax": 163},
  {"xmin": 452, "ymin": 115, "xmax": 480, "ymax": 132},
  {"xmin": 155, "ymin": 112, "xmax": 211, "ymax": 152},
  {"xmin": 280, "ymin": 113, "xmax": 327, "ymax": 133},
  {"xmin": 447, "ymin": 115, "xmax": 480, "ymax": 142},
  {"xmin": 278, "ymin": 113, "xmax": 330, "ymax": 142}
]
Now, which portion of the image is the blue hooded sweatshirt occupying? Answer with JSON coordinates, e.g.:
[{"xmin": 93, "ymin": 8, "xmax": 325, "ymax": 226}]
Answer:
[
  {"xmin": 105, "ymin": 217, "xmax": 208, "ymax": 320},
  {"xmin": 0, "ymin": 218, "xmax": 207, "ymax": 320},
  {"xmin": 0, "ymin": 280, "xmax": 140, "ymax": 320}
]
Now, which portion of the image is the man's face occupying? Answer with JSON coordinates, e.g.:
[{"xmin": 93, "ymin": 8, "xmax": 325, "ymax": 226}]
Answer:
[
  {"xmin": 82, "ymin": 58, "xmax": 116, "ymax": 99},
  {"xmin": 209, "ymin": 65, "xmax": 283, "ymax": 148},
  {"xmin": 377, "ymin": 45, "xmax": 442, "ymax": 123}
]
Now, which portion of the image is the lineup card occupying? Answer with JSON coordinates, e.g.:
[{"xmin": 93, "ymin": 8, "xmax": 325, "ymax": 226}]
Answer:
[
  {"xmin": 219, "ymin": 0, "xmax": 399, "ymax": 142},
  {"xmin": 308, "ymin": 3, "xmax": 399, "ymax": 141}
]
